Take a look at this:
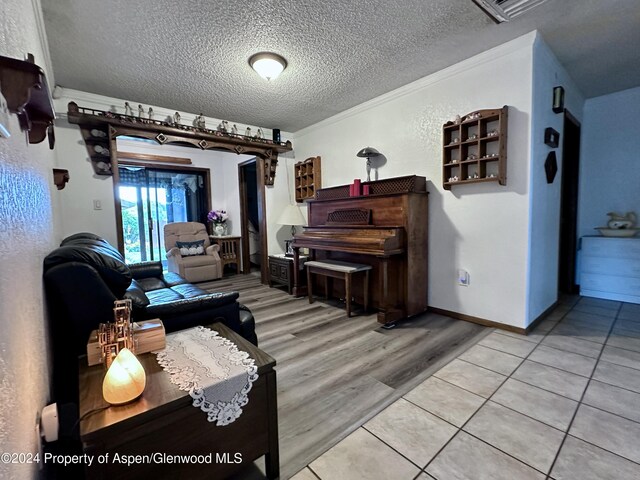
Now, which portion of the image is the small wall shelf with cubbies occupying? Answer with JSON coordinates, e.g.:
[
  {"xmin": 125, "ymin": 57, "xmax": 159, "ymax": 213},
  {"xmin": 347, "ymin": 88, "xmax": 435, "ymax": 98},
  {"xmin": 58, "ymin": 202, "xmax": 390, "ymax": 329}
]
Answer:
[
  {"xmin": 295, "ymin": 156, "xmax": 321, "ymax": 202},
  {"xmin": 442, "ymin": 106, "xmax": 508, "ymax": 190}
]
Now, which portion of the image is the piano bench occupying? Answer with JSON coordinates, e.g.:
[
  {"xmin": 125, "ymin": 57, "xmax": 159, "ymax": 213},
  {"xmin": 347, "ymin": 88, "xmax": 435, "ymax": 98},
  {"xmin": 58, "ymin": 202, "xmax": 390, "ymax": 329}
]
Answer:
[{"xmin": 305, "ymin": 259, "xmax": 372, "ymax": 317}]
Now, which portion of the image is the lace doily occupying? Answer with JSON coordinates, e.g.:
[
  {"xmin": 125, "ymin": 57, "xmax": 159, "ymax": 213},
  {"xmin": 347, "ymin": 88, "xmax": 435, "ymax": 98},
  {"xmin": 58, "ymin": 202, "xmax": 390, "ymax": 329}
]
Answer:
[{"xmin": 154, "ymin": 326, "xmax": 258, "ymax": 425}]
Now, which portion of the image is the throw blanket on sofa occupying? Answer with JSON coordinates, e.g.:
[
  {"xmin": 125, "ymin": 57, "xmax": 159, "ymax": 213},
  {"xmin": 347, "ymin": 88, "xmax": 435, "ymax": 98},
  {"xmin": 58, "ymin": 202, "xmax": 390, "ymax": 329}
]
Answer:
[{"xmin": 155, "ymin": 326, "xmax": 258, "ymax": 425}]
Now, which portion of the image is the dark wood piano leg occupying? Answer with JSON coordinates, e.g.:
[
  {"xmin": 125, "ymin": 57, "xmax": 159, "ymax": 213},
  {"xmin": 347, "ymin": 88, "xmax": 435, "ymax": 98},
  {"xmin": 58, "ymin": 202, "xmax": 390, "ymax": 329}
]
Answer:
[
  {"xmin": 292, "ymin": 247, "xmax": 303, "ymax": 297},
  {"xmin": 307, "ymin": 265, "xmax": 314, "ymax": 304},
  {"xmin": 376, "ymin": 257, "xmax": 403, "ymax": 324},
  {"xmin": 346, "ymin": 272, "xmax": 352, "ymax": 317},
  {"xmin": 364, "ymin": 270, "xmax": 369, "ymax": 313}
]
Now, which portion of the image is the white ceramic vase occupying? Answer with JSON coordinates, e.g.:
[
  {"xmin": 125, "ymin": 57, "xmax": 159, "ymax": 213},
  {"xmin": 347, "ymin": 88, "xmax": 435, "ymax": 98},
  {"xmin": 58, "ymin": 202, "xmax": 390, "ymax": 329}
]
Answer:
[{"xmin": 213, "ymin": 223, "xmax": 226, "ymax": 236}]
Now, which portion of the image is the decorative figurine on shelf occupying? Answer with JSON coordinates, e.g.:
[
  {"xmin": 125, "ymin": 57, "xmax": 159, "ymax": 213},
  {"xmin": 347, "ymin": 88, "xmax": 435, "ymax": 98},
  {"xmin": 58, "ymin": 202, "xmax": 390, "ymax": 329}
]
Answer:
[
  {"xmin": 606, "ymin": 212, "xmax": 637, "ymax": 229},
  {"xmin": 173, "ymin": 112, "xmax": 181, "ymax": 125},
  {"xmin": 94, "ymin": 145, "xmax": 109, "ymax": 156},
  {"xmin": 466, "ymin": 154, "xmax": 477, "ymax": 160},
  {"xmin": 124, "ymin": 102, "xmax": 133, "ymax": 116},
  {"xmin": 138, "ymin": 104, "xmax": 145, "ymax": 118},
  {"xmin": 148, "ymin": 107, "xmax": 154, "ymax": 120},
  {"xmin": 256, "ymin": 128, "xmax": 264, "ymax": 139},
  {"xmin": 230, "ymin": 124, "xmax": 238, "ymax": 136},
  {"xmin": 454, "ymin": 115, "xmax": 462, "ymax": 125},
  {"xmin": 473, "ymin": 172, "xmax": 480, "ymax": 179},
  {"xmin": 217, "ymin": 120, "xmax": 228, "ymax": 132},
  {"xmin": 487, "ymin": 129, "xmax": 499, "ymax": 137},
  {"xmin": 449, "ymin": 137, "xmax": 459, "ymax": 145},
  {"xmin": 245, "ymin": 127, "xmax": 252, "ymax": 137},
  {"xmin": 194, "ymin": 113, "xmax": 205, "ymax": 129}
]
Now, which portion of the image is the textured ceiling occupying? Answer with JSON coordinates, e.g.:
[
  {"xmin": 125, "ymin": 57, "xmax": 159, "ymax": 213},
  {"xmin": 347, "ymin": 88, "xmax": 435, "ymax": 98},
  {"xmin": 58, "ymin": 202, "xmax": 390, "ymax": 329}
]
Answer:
[{"xmin": 41, "ymin": 0, "xmax": 640, "ymax": 131}]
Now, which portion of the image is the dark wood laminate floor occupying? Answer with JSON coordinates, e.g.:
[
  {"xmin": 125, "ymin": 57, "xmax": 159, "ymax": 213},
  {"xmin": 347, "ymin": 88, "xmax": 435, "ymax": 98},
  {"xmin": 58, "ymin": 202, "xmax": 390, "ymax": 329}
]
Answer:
[{"xmin": 201, "ymin": 273, "xmax": 489, "ymax": 479}]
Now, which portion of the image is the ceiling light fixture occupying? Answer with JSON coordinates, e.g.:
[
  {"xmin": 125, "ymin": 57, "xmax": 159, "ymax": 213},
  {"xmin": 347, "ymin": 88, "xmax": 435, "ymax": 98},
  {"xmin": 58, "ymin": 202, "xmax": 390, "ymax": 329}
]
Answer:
[
  {"xmin": 472, "ymin": 0, "xmax": 551, "ymax": 23},
  {"xmin": 249, "ymin": 52, "xmax": 287, "ymax": 81}
]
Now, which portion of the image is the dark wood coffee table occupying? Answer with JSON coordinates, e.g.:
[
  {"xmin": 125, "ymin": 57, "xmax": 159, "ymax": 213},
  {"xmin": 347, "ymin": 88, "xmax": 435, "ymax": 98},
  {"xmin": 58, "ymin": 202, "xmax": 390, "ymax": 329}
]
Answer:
[{"xmin": 78, "ymin": 323, "xmax": 278, "ymax": 479}]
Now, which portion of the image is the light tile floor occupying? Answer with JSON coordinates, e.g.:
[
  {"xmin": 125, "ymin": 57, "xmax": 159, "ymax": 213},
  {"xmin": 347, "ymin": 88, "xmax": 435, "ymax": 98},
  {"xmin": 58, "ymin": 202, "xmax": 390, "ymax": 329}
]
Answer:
[{"xmin": 292, "ymin": 297, "xmax": 640, "ymax": 480}]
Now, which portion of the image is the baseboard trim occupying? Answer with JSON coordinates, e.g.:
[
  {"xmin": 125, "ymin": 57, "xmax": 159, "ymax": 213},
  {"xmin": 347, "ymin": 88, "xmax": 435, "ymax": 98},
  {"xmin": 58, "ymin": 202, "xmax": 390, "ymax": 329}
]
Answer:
[
  {"xmin": 428, "ymin": 307, "xmax": 527, "ymax": 335},
  {"xmin": 429, "ymin": 302, "xmax": 560, "ymax": 336},
  {"xmin": 525, "ymin": 301, "xmax": 558, "ymax": 334}
]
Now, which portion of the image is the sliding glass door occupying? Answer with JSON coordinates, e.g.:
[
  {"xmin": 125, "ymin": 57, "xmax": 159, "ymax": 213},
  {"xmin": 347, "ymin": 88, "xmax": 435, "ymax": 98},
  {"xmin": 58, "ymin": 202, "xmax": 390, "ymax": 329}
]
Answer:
[{"xmin": 118, "ymin": 166, "xmax": 209, "ymax": 265}]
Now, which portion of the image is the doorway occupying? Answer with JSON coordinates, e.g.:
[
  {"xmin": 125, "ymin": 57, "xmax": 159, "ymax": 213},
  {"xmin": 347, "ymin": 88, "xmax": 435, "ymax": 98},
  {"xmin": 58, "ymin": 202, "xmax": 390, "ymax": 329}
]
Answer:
[
  {"xmin": 116, "ymin": 164, "xmax": 210, "ymax": 265},
  {"xmin": 558, "ymin": 111, "xmax": 581, "ymax": 294},
  {"xmin": 238, "ymin": 158, "xmax": 268, "ymax": 281}
]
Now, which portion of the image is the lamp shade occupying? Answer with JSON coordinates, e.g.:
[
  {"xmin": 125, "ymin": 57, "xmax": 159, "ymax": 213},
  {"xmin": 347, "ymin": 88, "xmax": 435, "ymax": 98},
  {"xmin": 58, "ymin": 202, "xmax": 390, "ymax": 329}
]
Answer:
[
  {"xmin": 249, "ymin": 52, "xmax": 287, "ymax": 81},
  {"xmin": 276, "ymin": 204, "xmax": 306, "ymax": 226},
  {"xmin": 102, "ymin": 348, "xmax": 146, "ymax": 405},
  {"xmin": 356, "ymin": 147, "xmax": 381, "ymax": 158}
]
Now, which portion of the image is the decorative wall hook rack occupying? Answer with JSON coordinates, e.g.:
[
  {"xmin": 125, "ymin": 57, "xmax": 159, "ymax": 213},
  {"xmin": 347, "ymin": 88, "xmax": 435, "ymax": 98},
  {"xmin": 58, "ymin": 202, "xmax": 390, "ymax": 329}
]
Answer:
[
  {"xmin": 66, "ymin": 102, "xmax": 292, "ymax": 186},
  {"xmin": 0, "ymin": 53, "xmax": 55, "ymax": 148}
]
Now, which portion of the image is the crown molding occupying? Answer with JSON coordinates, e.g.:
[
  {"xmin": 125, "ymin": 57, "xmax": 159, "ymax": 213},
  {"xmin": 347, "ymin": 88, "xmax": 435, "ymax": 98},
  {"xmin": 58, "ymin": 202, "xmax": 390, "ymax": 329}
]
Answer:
[
  {"xmin": 54, "ymin": 88, "xmax": 294, "ymax": 140},
  {"xmin": 31, "ymin": 0, "xmax": 55, "ymax": 87},
  {"xmin": 294, "ymin": 31, "xmax": 537, "ymax": 138}
]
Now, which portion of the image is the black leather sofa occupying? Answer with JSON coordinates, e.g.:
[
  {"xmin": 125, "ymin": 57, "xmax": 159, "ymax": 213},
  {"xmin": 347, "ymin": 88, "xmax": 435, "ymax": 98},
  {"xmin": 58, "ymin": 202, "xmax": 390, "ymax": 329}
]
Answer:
[{"xmin": 43, "ymin": 232, "xmax": 256, "ymax": 403}]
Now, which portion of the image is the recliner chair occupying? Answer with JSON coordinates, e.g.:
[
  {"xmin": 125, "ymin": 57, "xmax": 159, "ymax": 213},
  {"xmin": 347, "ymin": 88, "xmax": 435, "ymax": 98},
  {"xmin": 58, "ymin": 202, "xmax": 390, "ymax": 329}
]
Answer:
[{"xmin": 164, "ymin": 221, "xmax": 223, "ymax": 282}]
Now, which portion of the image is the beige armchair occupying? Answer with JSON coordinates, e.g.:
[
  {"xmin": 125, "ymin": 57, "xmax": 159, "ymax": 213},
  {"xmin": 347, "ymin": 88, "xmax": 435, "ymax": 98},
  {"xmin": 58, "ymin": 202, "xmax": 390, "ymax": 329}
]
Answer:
[{"xmin": 164, "ymin": 222, "xmax": 222, "ymax": 282}]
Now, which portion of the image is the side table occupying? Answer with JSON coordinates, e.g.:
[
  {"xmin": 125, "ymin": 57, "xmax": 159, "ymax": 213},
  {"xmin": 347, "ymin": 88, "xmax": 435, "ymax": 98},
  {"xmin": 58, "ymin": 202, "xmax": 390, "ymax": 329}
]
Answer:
[
  {"xmin": 79, "ymin": 322, "xmax": 278, "ymax": 480},
  {"xmin": 269, "ymin": 254, "xmax": 307, "ymax": 294},
  {"xmin": 209, "ymin": 235, "xmax": 242, "ymax": 273}
]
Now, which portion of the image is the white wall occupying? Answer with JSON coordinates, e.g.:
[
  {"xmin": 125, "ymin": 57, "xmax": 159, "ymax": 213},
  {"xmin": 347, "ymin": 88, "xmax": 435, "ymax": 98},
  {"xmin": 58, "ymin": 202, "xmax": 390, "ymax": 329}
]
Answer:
[
  {"xmin": 527, "ymin": 37, "xmax": 585, "ymax": 325},
  {"xmin": 578, "ymin": 86, "xmax": 640, "ymax": 239},
  {"xmin": 0, "ymin": 1, "xmax": 58, "ymax": 477},
  {"xmin": 53, "ymin": 89, "xmax": 292, "ymax": 254},
  {"xmin": 292, "ymin": 33, "xmax": 537, "ymax": 329}
]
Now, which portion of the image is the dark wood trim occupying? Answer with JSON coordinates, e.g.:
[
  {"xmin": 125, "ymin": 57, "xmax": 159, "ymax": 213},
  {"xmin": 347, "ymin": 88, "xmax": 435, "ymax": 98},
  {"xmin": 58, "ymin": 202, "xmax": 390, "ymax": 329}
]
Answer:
[
  {"xmin": 563, "ymin": 109, "xmax": 581, "ymax": 128},
  {"xmin": 238, "ymin": 160, "xmax": 252, "ymax": 274},
  {"xmin": 256, "ymin": 159, "xmax": 269, "ymax": 284},
  {"xmin": 118, "ymin": 151, "xmax": 192, "ymax": 165},
  {"xmin": 558, "ymin": 109, "xmax": 582, "ymax": 294},
  {"xmin": 525, "ymin": 301, "xmax": 558, "ymax": 334},
  {"xmin": 113, "ymin": 157, "xmax": 212, "ymax": 257},
  {"xmin": 68, "ymin": 102, "xmax": 290, "ymax": 185},
  {"xmin": 111, "ymin": 129, "xmax": 125, "ymax": 253},
  {"xmin": 428, "ymin": 307, "xmax": 527, "ymax": 335},
  {"xmin": 118, "ymin": 160, "xmax": 210, "ymax": 176}
]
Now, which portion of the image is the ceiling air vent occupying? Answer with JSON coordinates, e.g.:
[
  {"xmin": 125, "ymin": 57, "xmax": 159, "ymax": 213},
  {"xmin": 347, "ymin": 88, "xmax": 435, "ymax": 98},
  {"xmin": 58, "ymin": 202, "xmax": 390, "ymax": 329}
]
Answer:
[{"xmin": 472, "ymin": 0, "xmax": 551, "ymax": 22}]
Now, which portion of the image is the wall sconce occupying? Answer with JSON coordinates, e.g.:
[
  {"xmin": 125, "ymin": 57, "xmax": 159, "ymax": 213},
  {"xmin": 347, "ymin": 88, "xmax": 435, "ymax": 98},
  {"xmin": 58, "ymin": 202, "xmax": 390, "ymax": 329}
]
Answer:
[
  {"xmin": 102, "ymin": 348, "xmax": 146, "ymax": 405},
  {"xmin": 356, "ymin": 147, "xmax": 381, "ymax": 182},
  {"xmin": 249, "ymin": 52, "xmax": 287, "ymax": 81},
  {"xmin": 52, "ymin": 169, "xmax": 69, "ymax": 190},
  {"xmin": 552, "ymin": 86, "xmax": 564, "ymax": 114}
]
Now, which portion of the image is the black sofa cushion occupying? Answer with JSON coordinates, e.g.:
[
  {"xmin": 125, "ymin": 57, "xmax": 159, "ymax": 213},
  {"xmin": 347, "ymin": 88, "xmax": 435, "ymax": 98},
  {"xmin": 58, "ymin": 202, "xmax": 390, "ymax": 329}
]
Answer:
[{"xmin": 43, "ymin": 233, "xmax": 255, "ymax": 405}]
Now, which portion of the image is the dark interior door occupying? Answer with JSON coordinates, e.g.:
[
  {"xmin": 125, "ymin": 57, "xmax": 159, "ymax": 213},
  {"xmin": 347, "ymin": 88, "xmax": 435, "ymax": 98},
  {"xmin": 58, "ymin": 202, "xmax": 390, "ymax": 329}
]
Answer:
[{"xmin": 558, "ymin": 111, "xmax": 581, "ymax": 293}]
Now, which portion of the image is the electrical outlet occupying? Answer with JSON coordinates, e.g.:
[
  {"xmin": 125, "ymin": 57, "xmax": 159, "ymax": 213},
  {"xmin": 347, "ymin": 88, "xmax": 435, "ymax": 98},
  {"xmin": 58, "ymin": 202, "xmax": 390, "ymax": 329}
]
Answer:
[
  {"xmin": 457, "ymin": 269, "xmax": 470, "ymax": 286},
  {"xmin": 93, "ymin": 199, "xmax": 102, "ymax": 210},
  {"xmin": 0, "ymin": 84, "xmax": 11, "ymax": 139}
]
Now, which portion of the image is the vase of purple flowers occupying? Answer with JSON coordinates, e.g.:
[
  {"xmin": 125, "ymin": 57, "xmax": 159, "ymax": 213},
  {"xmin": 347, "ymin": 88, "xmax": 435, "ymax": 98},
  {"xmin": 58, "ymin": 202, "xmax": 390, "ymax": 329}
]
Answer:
[{"xmin": 208, "ymin": 209, "xmax": 229, "ymax": 236}]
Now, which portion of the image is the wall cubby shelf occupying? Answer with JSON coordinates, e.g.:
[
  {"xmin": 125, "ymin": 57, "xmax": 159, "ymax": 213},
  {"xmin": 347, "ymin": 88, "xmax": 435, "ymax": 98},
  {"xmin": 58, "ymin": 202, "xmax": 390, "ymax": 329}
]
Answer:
[
  {"xmin": 295, "ymin": 156, "xmax": 321, "ymax": 202},
  {"xmin": 442, "ymin": 106, "xmax": 508, "ymax": 190}
]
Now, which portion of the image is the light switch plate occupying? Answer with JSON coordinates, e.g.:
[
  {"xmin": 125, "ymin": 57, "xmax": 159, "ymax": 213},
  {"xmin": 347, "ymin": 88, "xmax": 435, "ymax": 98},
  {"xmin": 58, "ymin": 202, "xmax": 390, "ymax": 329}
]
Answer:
[{"xmin": 0, "ymin": 84, "xmax": 11, "ymax": 139}]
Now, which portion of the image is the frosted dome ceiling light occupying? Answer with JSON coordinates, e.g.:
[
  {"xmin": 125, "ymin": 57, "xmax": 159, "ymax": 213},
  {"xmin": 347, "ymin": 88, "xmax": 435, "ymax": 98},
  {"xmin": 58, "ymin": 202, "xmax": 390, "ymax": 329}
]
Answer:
[{"xmin": 249, "ymin": 52, "xmax": 287, "ymax": 81}]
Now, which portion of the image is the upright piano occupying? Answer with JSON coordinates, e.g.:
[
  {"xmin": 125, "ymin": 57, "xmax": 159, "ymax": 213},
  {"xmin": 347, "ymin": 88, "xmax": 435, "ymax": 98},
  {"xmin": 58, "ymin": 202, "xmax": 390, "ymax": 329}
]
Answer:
[{"xmin": 292, "ymin": 175, "xmax": 428, "ymax": 325}]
